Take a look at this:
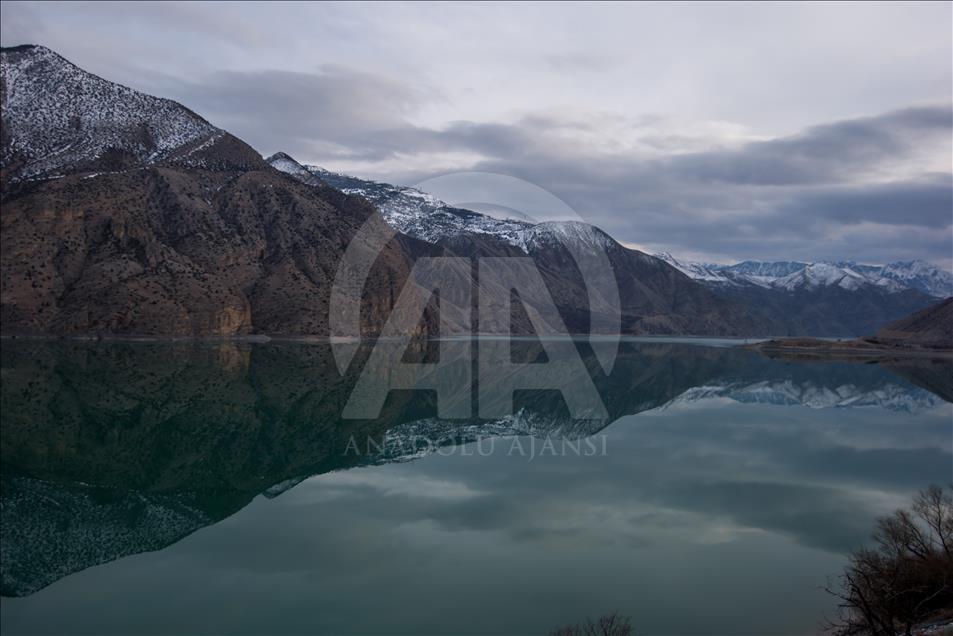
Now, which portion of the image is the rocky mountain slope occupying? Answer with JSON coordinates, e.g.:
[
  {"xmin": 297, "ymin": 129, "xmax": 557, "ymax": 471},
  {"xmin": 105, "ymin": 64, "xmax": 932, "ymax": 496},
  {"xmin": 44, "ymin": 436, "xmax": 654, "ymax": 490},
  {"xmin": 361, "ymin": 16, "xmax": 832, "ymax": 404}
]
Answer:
[
  {"xmin": 1, "ymin": 45, "xmax": 436, "ymax": 337},
  {"xmin": 749, "ymin": 297, "xmax": 953, "ymax": 365},
  {"xmin": 275, "ymin": 156, "xmax": 537, "ymax": 245},
  {"xmin": 867, "ymin": 297, "xmax": 953, "ymax": 349},
  {"xmin": 268, "ymin": 153, "xmax": 771, "ymax": 336},
  {"xmin": 0, "ymin": 45, "xmax": 255, "ymax": 184}
]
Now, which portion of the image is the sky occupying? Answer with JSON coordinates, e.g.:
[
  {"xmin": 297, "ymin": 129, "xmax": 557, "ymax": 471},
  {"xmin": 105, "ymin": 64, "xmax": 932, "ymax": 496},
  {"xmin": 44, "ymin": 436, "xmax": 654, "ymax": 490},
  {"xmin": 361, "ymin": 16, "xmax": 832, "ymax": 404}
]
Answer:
[{"xmin": 2, "ymin": 1, "xmax": 952, "ymax": 266}]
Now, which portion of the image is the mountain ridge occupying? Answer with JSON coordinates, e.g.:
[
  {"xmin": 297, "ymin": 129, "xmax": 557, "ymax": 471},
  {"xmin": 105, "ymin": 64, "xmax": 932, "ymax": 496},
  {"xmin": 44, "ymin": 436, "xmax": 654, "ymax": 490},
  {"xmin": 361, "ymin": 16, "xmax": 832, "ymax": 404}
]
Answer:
[
  {"xmin": 267, "ymin": 152, "xmax": 940, "ymax": 337},
  {"xmin": 0, "ymin": 45, "xmax": 265, "ymax": 185},
  {"xmin": 266, "ymin": 152, "xmax": 774, "ymax": 337},
  {"xmin": 655, "ymin": 252, "xmax": 952, "ymax": 298},
  {"xmin": 0, "ymin": 45, "xmax": 432, "ymax": 338}
]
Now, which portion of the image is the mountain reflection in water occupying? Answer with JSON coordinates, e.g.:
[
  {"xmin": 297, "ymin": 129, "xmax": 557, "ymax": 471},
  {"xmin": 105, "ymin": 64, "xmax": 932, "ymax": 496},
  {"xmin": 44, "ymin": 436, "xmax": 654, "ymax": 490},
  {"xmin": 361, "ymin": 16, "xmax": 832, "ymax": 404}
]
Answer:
[{"xmin": 1, "ymin": 339, "xmax": 950, "ymax": 635}]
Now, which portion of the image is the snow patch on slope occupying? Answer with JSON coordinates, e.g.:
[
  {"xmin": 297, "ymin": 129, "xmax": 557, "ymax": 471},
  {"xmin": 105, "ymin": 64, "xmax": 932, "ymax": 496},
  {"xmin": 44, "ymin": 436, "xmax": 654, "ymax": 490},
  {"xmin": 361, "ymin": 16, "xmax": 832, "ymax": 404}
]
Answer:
[
  {"xmin": 654, "ymin": 252, "xmax": 953, "ymax": 297},
  {"xmin": 1, "ymin": 45, "xmax": 219, "ymax": 181}
]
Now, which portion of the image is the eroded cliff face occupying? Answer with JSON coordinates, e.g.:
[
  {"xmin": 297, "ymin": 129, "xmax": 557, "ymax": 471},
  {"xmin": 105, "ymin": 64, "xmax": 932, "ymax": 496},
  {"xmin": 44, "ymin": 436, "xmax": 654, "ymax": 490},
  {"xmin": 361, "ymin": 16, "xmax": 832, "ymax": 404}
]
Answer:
[{"xmin": 1, "ymin": 165, "xmax": 427, "ymax": 336}]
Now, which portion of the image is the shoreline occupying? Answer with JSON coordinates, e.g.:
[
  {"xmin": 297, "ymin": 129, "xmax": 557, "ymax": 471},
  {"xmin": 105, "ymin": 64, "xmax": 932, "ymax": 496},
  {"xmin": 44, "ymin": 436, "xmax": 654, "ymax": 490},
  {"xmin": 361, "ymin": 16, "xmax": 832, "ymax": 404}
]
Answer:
[
  {"xmin": 746, "ymin": 337, "xmax": 953, "ymax": 360},
  {"xmin": 4, "ymin": 333, "xmax": 950, "ymax": 359}
]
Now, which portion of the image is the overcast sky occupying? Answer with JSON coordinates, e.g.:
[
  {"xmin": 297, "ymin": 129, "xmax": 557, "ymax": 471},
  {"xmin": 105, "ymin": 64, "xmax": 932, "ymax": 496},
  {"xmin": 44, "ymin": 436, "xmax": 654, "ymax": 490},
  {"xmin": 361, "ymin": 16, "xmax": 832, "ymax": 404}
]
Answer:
[{"xmin": 2, "ymin": 1, "xmax": 951, "ymax": 266}]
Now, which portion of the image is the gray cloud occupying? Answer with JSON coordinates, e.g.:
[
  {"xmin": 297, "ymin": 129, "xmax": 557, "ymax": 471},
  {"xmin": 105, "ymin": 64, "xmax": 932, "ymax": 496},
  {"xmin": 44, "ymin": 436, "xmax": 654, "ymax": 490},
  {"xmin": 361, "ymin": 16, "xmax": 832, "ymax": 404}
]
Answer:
[
  {"xmin": 662, "ymin": 105, "xmax": 952, "ymax": 186},
  {"xmin": 146, "ymin": 67, "xmax": 433, "ymax": 162},
  {"xmin": 440, "ymin": 106, "xmax": 953, "ymax": 264}
]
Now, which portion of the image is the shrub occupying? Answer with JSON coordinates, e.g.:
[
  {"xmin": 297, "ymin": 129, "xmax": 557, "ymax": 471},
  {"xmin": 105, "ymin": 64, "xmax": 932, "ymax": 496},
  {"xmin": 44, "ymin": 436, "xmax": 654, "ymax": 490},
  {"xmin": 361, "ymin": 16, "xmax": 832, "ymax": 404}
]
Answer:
[
  {"xmin": 827, "ymin": 485, "xmax": 953, "ymax": 635},
  {"xmin": 549, "ymin": 612, "xmax": 634, "ymax": 636}
]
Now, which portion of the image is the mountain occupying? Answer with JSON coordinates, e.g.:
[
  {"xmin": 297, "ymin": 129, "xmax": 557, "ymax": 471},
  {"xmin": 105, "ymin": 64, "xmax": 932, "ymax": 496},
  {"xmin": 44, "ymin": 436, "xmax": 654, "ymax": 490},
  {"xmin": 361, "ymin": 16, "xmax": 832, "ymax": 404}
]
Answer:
[
  {"xmin": 267, "ymin": 152, "xmax": 942, "ymax": 338},
  {"xmin": 655, "ymin": 253, "xmax": 944, "ymax": 336},
  {"xmin": 268, "ymin": 154, "xmax": 544, "ymax": 246},
  {"xmin": 749, "ymin": 297, "xmax": 953, "ymax": 364},
  {"xmin": 0, "ymin": 45, "xmax": 261, "ymax": 184},
  {"xmin": 0, "ymin": 46, "xmax": 761, "ymax": 339},
  {"xmin": 653, "ymin": 252, "xmax": 738, "ymax": 283},
  {"xmin": 268, "ymin": 153, "xmax": 771, "ymax": 336},
  {"xmin": 867, "ymin": 297, "xmax": 953, "ymax": 349},
  {"xmin": 1, "ymin": 45, "xmax": 436, "ymax": 337},
  {"xmin": 655, "ymin": 253, "xmax": 952, "ymax": 297}
]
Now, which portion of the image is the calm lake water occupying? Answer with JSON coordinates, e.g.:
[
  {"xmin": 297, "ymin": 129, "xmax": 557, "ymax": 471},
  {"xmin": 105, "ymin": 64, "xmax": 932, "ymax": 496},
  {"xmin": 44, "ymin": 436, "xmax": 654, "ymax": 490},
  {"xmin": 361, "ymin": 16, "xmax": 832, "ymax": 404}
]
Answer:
[{"xmin": 1, "ymin": 339, "xmax": 950, "ymax": 635}]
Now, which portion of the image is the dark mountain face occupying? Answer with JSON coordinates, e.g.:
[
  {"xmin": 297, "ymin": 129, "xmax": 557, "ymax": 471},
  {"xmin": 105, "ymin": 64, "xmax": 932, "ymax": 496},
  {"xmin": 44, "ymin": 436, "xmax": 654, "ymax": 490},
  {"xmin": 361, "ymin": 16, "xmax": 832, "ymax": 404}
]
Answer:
[
  {"xmin": 1, "ymin": 165, "xmax": 432, "ymax": 336},
  {"xmin": 0, "ymin": 46, "xmax": 432, "ymax": 337},
  {"xmin": 517, "ymin": 224, "xmax": 772, "ymax": 336},
  {"xmin": 869, "ymin": 297, "xmax": 953, "ymax": 349},
  {"xmin": 709, "ymin": 284, "xmax": 938, "ymax": 337}
]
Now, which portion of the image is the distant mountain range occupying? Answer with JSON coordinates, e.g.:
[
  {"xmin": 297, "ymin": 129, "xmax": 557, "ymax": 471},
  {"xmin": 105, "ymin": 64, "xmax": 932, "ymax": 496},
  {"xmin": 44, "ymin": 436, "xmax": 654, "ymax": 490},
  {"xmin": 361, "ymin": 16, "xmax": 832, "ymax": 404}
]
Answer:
[
  {"xmin": 655, "ymin": 253, "xmax": 953, "ymax": 297},
  {"xmin": 1, "ymin": 44, "xmax": 948, "ymax": 338}
]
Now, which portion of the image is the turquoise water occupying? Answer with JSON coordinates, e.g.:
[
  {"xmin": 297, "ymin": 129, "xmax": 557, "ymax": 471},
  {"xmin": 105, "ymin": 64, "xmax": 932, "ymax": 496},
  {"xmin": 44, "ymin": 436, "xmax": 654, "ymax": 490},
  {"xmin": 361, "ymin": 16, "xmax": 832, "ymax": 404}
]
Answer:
[{"xmin": 1, "ymin": 340, "xmax": 950, "ymax": 635}]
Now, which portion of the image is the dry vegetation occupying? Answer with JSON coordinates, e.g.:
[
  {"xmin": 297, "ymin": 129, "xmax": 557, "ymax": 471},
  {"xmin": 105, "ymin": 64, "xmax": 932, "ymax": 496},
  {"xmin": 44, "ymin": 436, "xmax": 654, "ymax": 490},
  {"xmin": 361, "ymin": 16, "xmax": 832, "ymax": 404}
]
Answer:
[
  {"xmin": 827, "ymin": 485, "xmax": 953, "ymax": 635},
  {"xmin": 549, "ymin": 612, "xmax": 634, "ymax": 636}
]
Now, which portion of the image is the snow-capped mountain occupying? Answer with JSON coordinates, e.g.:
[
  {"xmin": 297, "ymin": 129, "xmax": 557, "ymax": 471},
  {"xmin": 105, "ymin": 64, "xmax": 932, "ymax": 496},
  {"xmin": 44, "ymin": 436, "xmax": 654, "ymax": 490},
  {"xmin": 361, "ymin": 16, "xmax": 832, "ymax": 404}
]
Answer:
[
  {"xmin": 0, "ymin": 46, "xmax": 422, "ymax": 339},
  {"xmin": 266, "ymin": 152, "xmax": 943, "ymax": 337},
  {"xmin": 850, "ymin": 261, "xmax": 953, "ymax": 298},
  {"xmin": 269, "ymin": 155, "xmax": 632, "ymax": 259},
  {"xmin": 655, "ymin": 253, "xmax": 952, "ymax": 297},
  {"xmin": 654, "ymin": 253, "xmax": 738, "ymax": 283},
  {"xmin": 268, "ymin": 153, "xmax": 537, "ymax": 246},
  {"xmin": 267, "ymin": 152, "xmax": 769, "ymax": 337},
  {"xmin": 269, "ymin": 152, "xmax": 953, "ymax": 303},
  {"xmin": 1, "ymin": 44, "xmax": 243, "ymax": 182},
  {"xmin": 772, "ymin": 263, "xmax": 891, "ymax": 292}
]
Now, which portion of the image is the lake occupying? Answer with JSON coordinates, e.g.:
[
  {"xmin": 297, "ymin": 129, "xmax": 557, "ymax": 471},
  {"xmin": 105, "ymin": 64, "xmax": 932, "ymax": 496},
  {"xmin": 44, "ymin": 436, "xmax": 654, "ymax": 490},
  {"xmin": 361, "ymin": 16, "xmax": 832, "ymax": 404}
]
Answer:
[{"xmin": 1, "ymin": 339, "xmax": 950, "ymax": 635}]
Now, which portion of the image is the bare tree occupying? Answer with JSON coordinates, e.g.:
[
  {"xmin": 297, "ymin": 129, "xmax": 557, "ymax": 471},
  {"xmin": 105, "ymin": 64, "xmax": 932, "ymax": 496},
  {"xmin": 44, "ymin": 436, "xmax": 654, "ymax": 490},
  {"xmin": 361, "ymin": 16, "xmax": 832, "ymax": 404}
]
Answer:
[
  {"xmin": 827, "ymin": 485, "xmax": 953, "ymax": 635},
  {"xmin": 549, "ymin": 612, "xmax": 634, "ymax": 636}
]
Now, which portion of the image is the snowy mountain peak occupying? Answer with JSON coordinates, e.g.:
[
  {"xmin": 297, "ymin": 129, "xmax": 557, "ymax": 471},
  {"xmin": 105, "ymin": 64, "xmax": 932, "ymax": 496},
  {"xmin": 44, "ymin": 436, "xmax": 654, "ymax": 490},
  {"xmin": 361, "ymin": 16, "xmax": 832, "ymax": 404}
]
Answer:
[
  {"xmin": 266, "ymin": 152, "xmax": 312, "ymax": 178},
  {"xmin": 1, "ymin": 44, "xmax": 223, "ymax": 181},
  {"xmin": 875, "ymin": 260, "xmax": 953, "ymax": 297},
  {"xmin": 655, "ymin": 252, "xmax": 731, "ymax": 282},
  {"xmin": 654, "ymin": 253, "xmax": 953, "ymax": 297},
  {"xmin": 267, "ymin": 154, "xmax": 625, "ymax": 253},
  {"xmin": 516, "ymin": 221, "xmax": 618, "ymax": 253},
  {"xmin": 775, "ymin": 262, "xmax": 869, "ymax": 291}
]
